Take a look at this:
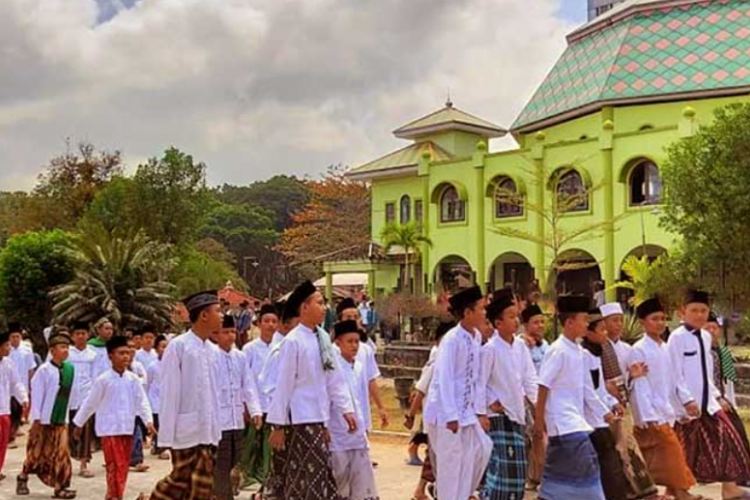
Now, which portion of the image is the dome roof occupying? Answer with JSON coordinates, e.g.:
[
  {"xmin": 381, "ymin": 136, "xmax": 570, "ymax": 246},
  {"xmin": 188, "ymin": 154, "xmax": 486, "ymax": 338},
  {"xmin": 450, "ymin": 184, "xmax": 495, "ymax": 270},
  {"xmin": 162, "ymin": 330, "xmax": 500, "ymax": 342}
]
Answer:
[{"xmin": 513, "ymin": 0, "xmax": 750, "ymax": 132}]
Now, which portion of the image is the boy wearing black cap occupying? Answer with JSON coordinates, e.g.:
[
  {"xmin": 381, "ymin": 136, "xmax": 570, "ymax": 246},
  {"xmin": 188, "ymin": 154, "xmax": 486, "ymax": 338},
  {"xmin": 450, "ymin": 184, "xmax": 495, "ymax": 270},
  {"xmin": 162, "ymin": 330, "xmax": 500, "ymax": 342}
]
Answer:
[
  {"xmin": 240, "ymin": 303, "xmax": 280, "ymax": 490},
  {"xmin": 8, "ymin": 322, "xmax": 34, "ymax": 440},
  {"xmin": 213, "ymin": 315, "xmax": 263, "ymax": 500},
  {"xmin": 73, "ymin": 336, "xmax": 154, "ymax": 500},
  {"xmin": 0, "ymin": 329, "xmax": 28, "ymax": 481},
  {"xmin": 629, "ymin": 298, "xmax": 698, "ymax": 500},
  {"xmin": 67, "ymin": 321, "xmax": 98, "ymax": 479},
  {"xmin": 146, "ymin": 335, "xmax": 169, "ymax": 460},
  {"xmin": 267, "ymin": 281, "xmax": 356, "ymax": 500},
  {"xmin": 329, "ymin": 320, "xmax": 379, "ymax": 500},
  {"xmin": 17, "ymin": 328, "xmax": 76, "ymax": 499},
  {"xmin": 423, "ymin": 286, "xmax": 493, "ymax": 500},
  {"xmin": 534, "ymin": 296, "xmax": 614, "ymax": 500},
  {"xmin": 668, "ymin": 290, "xmax": 750, "ymax": 498},
  {"xmin": 135, "ymin": 323, "xmax": 159, "ymax": 371},
  {"xmin": 143, "ymin": 290, "xmax": 224, "ymax": 500},
  {"xmin": 480, "ymin": 289, "xmax": 539, "ymax": 500}
]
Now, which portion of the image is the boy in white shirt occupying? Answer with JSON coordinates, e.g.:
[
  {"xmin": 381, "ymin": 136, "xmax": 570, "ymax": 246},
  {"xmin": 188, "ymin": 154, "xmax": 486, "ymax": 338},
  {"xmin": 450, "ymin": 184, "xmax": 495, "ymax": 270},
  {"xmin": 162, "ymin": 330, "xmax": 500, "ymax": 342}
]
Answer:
[
  {"xmin": 73, "ymin": 336, "xmax": 154, "ymax": 500},
  {"xmin": 213, "ymin": 315, "xmax": 263, "ymax": 500},
  {"xmin": 329, "ymin": 320, "xmax": 378, "ymax": 500},
  {"xmin": 423, "ymin": 286, "xmax": 492, "ymax": 500},
  {"xmin": 480, "ymin": 289, "xmax": 539, "ymax": 500},
  {"xmin": 668, "ymin": 290, "xmax": 750, "ymax": 498},
  {"xmin": 67, "ymin": 321, "xmax": 98, "ymax": 479},
  {"xmin": 8, "ymin": 322, "xmax": 34, "ymax": 442},
  {"xmin": 135, "ymin": 324, "xmax": 159, "ymax": 371},
  {"xmin": 629, "ymin": 298, "xmax": 698, "ymax": 500},
  {"xmin": 146, "ymin": 335, "xmax": 169, "ymax": 459},
  {"xmin": 534, "ymin": 296, "xmax": 614, "ymax": 500},
  {"xmin": 267, "ymin": 281, "xmax": 356, "ymax": 500},
  {"xmin": 16, "ymin": 329, "xmax": 76, "ymax": 499},
  {"xmin": 0, "ymin": 329, "xmax": 28, "ymax": 481},
  {"xmin": 127, "ymin": 336, "xmax": 150, "ymax": 473}
]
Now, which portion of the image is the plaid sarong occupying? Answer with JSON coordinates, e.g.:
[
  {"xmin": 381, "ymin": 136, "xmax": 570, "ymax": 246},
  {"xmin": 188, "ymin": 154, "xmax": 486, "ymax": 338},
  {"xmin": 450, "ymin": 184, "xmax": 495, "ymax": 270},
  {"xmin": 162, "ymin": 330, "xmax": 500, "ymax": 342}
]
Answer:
[
  {"xmin": 482, "ymin": 414, "xmax": 527, "ymax": 500},
  {"xmin": 22, "ymin": 424, "xmax": 73, "ymax": 491},
  {"xmin": 150, "ymin": 445, "xmax": 216, "ymax": 500}
]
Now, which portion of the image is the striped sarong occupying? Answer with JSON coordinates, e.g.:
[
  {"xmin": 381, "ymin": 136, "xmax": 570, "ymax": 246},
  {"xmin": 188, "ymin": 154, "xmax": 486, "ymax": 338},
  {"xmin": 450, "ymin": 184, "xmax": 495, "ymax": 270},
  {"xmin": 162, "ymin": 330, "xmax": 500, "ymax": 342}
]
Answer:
[
  {"xmin": 150, "ymin": 445, "xmax": 215, "ymax": 500},
  {"xmin": 538, "ymin": 432, "xmax": 605, "ymax": 500},
  {"xmin": 482, "ymin": 414, "xmax": 527, "ymax": 500}
]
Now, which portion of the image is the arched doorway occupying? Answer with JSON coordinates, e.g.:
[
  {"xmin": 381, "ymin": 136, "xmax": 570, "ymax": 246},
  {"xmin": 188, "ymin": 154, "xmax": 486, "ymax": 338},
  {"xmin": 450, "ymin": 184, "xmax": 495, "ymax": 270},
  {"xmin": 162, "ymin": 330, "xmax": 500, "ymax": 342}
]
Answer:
[
  {"xmin": 434, "ymin": 255, "xmax": 474, "ymax": 294},
  {"xmin": 488, "ymin": 252, "xmax": 534, "ymax": 298},
  {"xmin": 553, "ymin": 249, "xmax": 601, "ymax": 297}
]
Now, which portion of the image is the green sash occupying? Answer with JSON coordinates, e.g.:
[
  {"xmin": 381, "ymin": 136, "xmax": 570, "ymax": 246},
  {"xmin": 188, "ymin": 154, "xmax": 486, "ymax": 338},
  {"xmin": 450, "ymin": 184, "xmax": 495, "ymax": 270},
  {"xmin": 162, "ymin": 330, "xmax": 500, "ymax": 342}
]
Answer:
[
  {"xmin": 88, "ymin": 337, "xmax": 107, "ymax": 348},
  {"xmin": 50, "ymin": 361, "xmax": 75, "ymax": 425}
]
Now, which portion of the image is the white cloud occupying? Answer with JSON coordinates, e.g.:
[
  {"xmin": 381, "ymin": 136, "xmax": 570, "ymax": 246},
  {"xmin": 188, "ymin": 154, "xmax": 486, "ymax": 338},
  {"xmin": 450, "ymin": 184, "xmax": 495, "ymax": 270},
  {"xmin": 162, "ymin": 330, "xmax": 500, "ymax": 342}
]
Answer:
[{"xmin": 0, "ymin": 0, "xmax": 572, "ymax": 190}]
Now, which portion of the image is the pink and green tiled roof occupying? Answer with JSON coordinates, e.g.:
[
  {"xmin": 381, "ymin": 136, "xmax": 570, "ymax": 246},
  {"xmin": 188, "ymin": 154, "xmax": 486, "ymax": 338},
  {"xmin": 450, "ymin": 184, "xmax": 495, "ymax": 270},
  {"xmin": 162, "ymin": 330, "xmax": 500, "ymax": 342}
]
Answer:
[{"xmin": 513, "ymin": 0, "xmax": 750, "ymax": 131}]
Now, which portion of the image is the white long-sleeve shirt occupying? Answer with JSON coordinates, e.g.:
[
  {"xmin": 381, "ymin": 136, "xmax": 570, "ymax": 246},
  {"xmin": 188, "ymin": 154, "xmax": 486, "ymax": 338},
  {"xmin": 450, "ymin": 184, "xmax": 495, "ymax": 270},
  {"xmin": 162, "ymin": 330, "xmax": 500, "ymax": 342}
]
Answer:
[
  {"xmin": 130, "ymin": 360, "xmax": 148, "ymax": 388},
  {"xmin": 355, "ymin": 342, "xmax": 381, "ymax": 432},
  {"xmin": 267, "ymin": 323, "xmax": 354, "ymax": 426},
  {"xmin": 667, "ymin": 325, "xmax": 721, "ymax": 418},
  {"xmin": 424, "ymin": 324, "xmax": 486, "ymax": 427},
  {"xmin": 582, "ymin": 350, "xmax": 619, "ymax": 428},
  {"xmin": 257, "ymin": 331, "xmax": 286, "ymax": 405},
  {"xmin": 538, "ymin": 336, "xmax": 610, "ymax": 437},
  {"xmin": 135, "ymin": 348, "xmax": 158, "ymax": 371},
  {"xmin": 481, "ymin": 333, "xmax": 539, "ymax": 425},
  {"xmin": 329, "ymin": 352, "xmax": 369, "ymax": 452},
  {"xmin": 68, "ymin": 345, "xmax": 97, "ymax": 411},
  {"xmin": 243, "ymin": 337, "xmax": 274, "ymax": 412},
  {"xmin": 90, "ymin": 344, "xmax": 111, "ymax": 380},
  {"xmin": 630, "ymin": 335, "xmax": 693, "ymax": 427},
  {"xmin": 610, "ymin": 338, "xmax": 633, "ymax": 378},
  {"xmin": 30, "ymin": 361, "xmax": 69, "ymax": 425},
  {"xmin": 73, "ymin": 369, "xmax": 152, "ymax": 437},
  {"xmin": 215, "ymin": 347, "xmax": 262, "ymax": 432},
  {"xmin": 158, "ymin": 330, "xmax": 222, "ymax": 449},
  {"xmin": 146, "ymin": 359, "xmax": 162, "ymax": 415},
  {"xmin": 415, "ymin": 347, "xmax": 438, "ymax": 395},
  {"xmin": 0, "ymin": 357, "xmax": 27, "ymax": 416},
  {"xmin": 10, "ymin": 345, "xmax": 35, "ymax": 393}
]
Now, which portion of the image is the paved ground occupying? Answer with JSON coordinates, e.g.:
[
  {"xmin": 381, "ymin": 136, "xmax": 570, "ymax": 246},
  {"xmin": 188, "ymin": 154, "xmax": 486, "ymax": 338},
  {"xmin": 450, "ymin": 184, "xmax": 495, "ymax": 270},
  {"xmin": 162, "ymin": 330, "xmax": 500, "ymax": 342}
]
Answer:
[{"xmin": 0, "ymin": 426, "xmax": 728, "ymax": 500}]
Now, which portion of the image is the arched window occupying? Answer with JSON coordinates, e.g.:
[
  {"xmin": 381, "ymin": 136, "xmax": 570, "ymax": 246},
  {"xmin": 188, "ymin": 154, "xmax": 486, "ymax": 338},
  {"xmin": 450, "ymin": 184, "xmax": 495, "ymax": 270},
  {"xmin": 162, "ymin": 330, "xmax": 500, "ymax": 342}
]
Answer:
[
  {"xmin": 400, "ymin": 195, "xmax": 411, "ymax": 224},
  {"xmin": 556, "ymin": 170, "xmax": 588, "ymax": 212},
  {"xmin": 494, "ymin": 177, "xmax": 523, "ymax": 218},
  {"xmin": 440, "ymin": 186, "xmax": 465, "ymax": 223},
  {"xmin": 629, "ymin": 160, "xmax": 662, "ymax": 206}
]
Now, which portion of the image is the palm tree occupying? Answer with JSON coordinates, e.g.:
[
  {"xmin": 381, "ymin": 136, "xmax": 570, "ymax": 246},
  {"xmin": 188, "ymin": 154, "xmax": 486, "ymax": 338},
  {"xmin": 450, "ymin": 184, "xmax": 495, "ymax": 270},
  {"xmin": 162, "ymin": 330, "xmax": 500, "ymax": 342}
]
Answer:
[
  {"xmin": 380, "ymin": 221, "xmax": 433, "ymax": 294},
  {"xmin": 50, "ymin": 226, "xmax": 177, "ymax": 329}
]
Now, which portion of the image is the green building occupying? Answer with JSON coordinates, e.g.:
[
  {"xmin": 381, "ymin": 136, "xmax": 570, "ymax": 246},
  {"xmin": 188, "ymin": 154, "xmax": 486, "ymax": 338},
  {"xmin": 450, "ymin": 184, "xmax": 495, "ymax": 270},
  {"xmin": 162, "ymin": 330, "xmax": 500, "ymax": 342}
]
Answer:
[{"xmin": 326, "ymin": 0, "xmax": 750, "ymax": 302}]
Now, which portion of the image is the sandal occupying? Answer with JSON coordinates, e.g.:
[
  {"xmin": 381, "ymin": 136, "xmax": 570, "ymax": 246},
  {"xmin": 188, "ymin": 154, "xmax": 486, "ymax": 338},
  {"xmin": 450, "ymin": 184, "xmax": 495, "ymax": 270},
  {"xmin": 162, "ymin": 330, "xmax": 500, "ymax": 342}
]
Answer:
[
  {"xmin": 132, "ymin": 464, "xmax": 150, "ymax": 473},
  {"xmin": 52, "ymin": 488, "xmax": 76, "ymax": 499},
  {"xmin": 79, "ymin": 469, "xmax": 95, "ymax": 478},
  {"xmin": 16, "ymin": 475, "xmax": 30, "ymax": 495}
]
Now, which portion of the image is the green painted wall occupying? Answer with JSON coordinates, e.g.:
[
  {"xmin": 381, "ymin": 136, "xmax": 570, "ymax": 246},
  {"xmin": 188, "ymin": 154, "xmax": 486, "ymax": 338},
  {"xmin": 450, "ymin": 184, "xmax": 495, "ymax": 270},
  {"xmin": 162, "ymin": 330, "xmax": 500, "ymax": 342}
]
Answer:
[{"xmin": 367, "ymin": 93, "xmax": 750, "ymax": 298}]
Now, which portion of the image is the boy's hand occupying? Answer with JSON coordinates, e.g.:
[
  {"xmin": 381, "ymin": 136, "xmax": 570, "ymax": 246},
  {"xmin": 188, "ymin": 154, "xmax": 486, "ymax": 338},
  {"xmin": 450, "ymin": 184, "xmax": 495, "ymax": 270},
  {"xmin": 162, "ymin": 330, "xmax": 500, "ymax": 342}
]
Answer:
[
  {"xmin": 252, "ymin": 415, "xmax": 264, "ymax": 430},
  {"xmin": 73, "ymin": 426, "xmax": 83, "ymax": 440},
  {"xmin": 684, "ymin": 401, "xmax": 700, "ymax": 418},
  {"xmin": 269, "ymin": 428, "xmax": 285, "ymax": 450},
  {"xmin": 479, "ymin": 415, "xmax": 490, "ymax": 433},
  {"xmin": 378, "ymin": 408, "xmax": 389, "ymax": 428},
  {"xmin": 446, "ymin": 420, "xmax": 459, "ymax": 434},
  {"xmin": 146, "ymin": 423, "xmax": 157, "ymax": 438},
  {"xmin": 343, "ymin": 413, "xmax": 358, "ymax": 433},
  {"xmin": 604, "ymin": 412, "xmax": 617, "ymax": 424},
  {"xmin": 533, "ymin": 419, "xmax": 546, "ymax": 439}
]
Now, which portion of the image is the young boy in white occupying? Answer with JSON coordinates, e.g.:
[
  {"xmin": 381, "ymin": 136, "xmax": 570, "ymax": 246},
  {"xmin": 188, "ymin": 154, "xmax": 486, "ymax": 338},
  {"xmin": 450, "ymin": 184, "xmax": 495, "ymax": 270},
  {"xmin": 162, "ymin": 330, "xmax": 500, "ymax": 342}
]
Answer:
[
  {"xmin": 424, "ymin": 286, "xmax": 492, "ymax": 500},
  {"xmin": 67, "ymin": 321, "xmax": 98, "ymax": 479},
  {"xmin": 73, "ymin": 336, "xmax": 154, "ymax": 500},
  {"xmin": 146, "ymin": 335, "xmax": 169, "ymax": 459},
  {"xmin": 330, "ymin": 320, "xmax": 379, "ymax": 500},
  {"xmin": 0, "ymin": 330, "xmax": 28, "ymax": 480}
]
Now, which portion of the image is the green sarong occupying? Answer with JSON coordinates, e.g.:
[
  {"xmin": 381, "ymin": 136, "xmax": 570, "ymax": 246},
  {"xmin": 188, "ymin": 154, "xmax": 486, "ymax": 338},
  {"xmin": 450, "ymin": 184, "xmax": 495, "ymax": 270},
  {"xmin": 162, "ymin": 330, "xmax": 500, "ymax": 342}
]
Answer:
[
  {"xmin": 50, "ymin": 361, "xmax": 74, "ymax": 425},
  {"xmin": 240, "ymin": 419, "xmax": 272, "ymax": 488}
]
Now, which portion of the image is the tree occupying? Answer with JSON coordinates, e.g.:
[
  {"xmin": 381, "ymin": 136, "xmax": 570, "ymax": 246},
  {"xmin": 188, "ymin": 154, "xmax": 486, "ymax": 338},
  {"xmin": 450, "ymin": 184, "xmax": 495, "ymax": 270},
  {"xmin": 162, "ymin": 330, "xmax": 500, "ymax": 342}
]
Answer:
[
  {"xmin": 50, "ymin": 227, "xmax": 176, "ymax": 330},
  {"xmin": 216, "ymin": 175, "xmax": 311, "ymax": 231},
  {"xmin": 661, "ymin": 103, "xmax": 750, "ymax": 310},
  {"xmin": 35, "ymin": 141, "xmax": 123, "ymax": 224},
  {"xmin": 171, "ymin": 248, "xmax": 247, "ymax": 298},
  {"xmin": 81, "ymin": 176, "xmax": 138, "ymax": 234},
  {"xmin": 0, "ymin": 192, "xmax": 72, "ymax": 240},
  {"xmin": 380, "ymin": 221, "xmax": 433, "ymax": 293},
  {"xmin": 279, "ymin": 165, "xmax": 371, "ymax": 271},
  {"xmin": 130, "ymin": 147, "xmax": 213, "ymax": 247},
  {"xmin": 0, "ymin": 230, "xmax": 76, "ymax": 348}
]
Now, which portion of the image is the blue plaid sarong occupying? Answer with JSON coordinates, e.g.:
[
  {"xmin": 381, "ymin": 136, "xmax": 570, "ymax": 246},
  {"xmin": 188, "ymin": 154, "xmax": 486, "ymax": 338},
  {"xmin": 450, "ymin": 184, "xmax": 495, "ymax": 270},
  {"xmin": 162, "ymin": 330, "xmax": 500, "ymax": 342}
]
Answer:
[
  {"xmin": 481, "ymin": 414, "xmax": 528, "ymax": 500},
  {"xmin": 539, "ymin": 431, "xmax": 605, "ymax": 500}
]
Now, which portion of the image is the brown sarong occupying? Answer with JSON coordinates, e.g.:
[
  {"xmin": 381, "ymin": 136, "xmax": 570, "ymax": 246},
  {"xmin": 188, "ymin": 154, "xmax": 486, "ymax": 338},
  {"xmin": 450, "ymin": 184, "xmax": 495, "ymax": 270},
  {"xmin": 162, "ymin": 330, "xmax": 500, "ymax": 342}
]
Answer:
[
  {"xmin": 634, "ymin": 424, "xmax": 696, "ymax": 490},
  {"xmin": 22, "ymin": 424, "xmax": 73, "ymax": 491},
  {"xmin": 150, "ymin": 445, "xmax": 215, "ymax": 500},
  {"xmin": 525, "ymin": 400, "xmax": 546, "ymax": 486},
  {"xmin": 68, "ymin": 409, "xmax": 93, "ymax": 461},
  {"xmin": 610, "ymin": 417, "xmax": 658, "ymax": 499}
]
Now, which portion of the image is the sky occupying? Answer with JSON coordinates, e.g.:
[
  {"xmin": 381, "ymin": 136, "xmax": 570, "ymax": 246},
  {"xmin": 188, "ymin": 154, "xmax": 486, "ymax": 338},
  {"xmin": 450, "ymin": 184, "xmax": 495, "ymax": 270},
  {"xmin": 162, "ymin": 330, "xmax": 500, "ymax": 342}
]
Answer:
[{"xmin": 0, "ymin": 0, "xmax": 588, "ymax": 192}]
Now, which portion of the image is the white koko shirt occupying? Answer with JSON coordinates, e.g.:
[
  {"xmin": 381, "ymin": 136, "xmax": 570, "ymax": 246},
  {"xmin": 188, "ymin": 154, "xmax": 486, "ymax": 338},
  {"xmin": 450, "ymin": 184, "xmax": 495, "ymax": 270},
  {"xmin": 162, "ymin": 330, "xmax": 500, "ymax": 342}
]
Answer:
[
  {"xmin": 30, "ymin": 361, "xmax": 69, "ymax": 425},
  {"xmin": 215, "ymin": 346, "xmax": 262, "ymax": 432},
  {"xmin": 538, "ymin": 336, "xmax": 610, "ymax": 437},
  {"xmin": 135, "ymin": 348, "xmax": 159, "ymax": 371},
  {"xmin": 424, "ymin": 324, "xmax": 486, "ymax": 427},
  {"xmin": 267, "ymin": 323, "xmax": 353, "ymax": 426},
  {"xmin": 329, "ymin": 351, "xmax": 369, "ymax": 452},
  {"xmin": 73, "ymin": 369, "xmax": 152, "ymax": 436},
  {"xmin": 481, "ymin": 332, "xmax": 539, "ymax": 425},
  {"xmin": 10, "ymin": 345, "xmax": 35, "ymax": 392},
  {"xmin": 0, "ymin": 357, "xmax": 27, "ymax": 416},
  {"xmin": 158, "ymin": 330, "xmax": 222, "ymax": 449},
  {"xmin": 146, "ymin": 359, "xmax": 163, "ymax": 415},
  {"xmin": 668, "ymin": 325, "xmax": 722, "ymax": 418},
  {"xmin": 68, "ymin": 345, "xmax": 98, "ymax": 411},
  {"xmin": 630, "ymin": 334, "xmax": 694, "ymax": 426},
  {"xmin": 243, "ymin": 336, "xmax": 275, "ymax": 412},
  {"xmin": 582, "ymin": 349, "xmax": 619, "ymax": 429}
]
